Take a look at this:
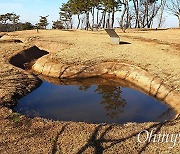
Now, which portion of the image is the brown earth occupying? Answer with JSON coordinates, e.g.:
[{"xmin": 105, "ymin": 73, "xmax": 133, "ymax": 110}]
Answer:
[{"xmin": 0, "ymin": 29, "xmax": 180, "ymax": 153}]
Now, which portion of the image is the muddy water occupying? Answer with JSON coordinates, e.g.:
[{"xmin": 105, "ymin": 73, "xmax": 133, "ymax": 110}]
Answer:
[{"xmin": 13, "ymin": 77, "xmax": 174, "ymax": 124}]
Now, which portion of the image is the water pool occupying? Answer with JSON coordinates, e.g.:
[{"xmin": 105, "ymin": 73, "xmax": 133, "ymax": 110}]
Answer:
[{"xmin": 13, "ymin": 77, "xmax": 174, "ymax": 124}]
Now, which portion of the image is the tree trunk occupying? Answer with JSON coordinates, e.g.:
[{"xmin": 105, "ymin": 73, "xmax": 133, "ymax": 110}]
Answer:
[
  {"xmin": 158, "ymin": 0, "xmax": 166, "ymax": 28},
  {"xmin": 102, "ymin": 11, "xmax": 106, "ymax": 28},
  {"xmin": 111, "ymin": 8, "xmax": 115, "ymax": 28},
  {"xmin": 70, "ymin": 17, "xmax": 73, "ymax": 29},
  {"xmin": 13, "ymin": 23, "xmax": 16, "ymax": 31},
  {"xmin": 64, "ymin": 21, "xmax": 68, "ymax": 29},
  {"xmin": 81, "ymin": 16, "xmax": 85, "ymax": 29},
  {"xmin": 92, "ymin": 7, "xmax": 95, "ymax": 25},
  {"xmin": 6, "ymin": 23, "xmax": 8, "ymax": 32},
  {"xmin": 149, "ymin": 1, "xmax": 158, "ymax": 28},
  {"xmin": 132, "ymin": 0, "xmax": 137, "ymax": 28},
  {"xmin": 107, "ymin": 10, "xmax": 110, "ymax": 28},
  {"xmin": 126, "ymin": 2, "xmax": 130, "ymax": 29},
  {"xmin": 133, "ymin": 0, "xmax": 140, "ymax": 28},
  {"xmin": 97, "ymin": 9, "xmax": 99, "ymax": 24},
  {"xmin": 98, "ymin": 11, "xmax": 104, "ymax": 27},
  {"xmin": 142, "ymin": 1, "xmax": 148, "ymax": 28},
  {"xmin": 178, "ymin": 15, "xmax": 180, "ymax": 28},
  {"xmin": 77, "ymin": 15, "xmax": 80, "ymax": 29},
  {"xmin": 146, "ymin": 0, "xmax": 150, "ymax": 28},
  {"xmin": 119, "ymin": 3, "xmax": 127, "ymax": 28},
  {"xmin": 86, "ymin": 11, "xmax": 89, "ymax": 30}
]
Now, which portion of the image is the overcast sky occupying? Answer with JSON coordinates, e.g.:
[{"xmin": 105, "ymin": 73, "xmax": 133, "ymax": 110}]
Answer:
[{"xmin": 0, "ymin": 0, "xmax": 179, "ymax": 28}]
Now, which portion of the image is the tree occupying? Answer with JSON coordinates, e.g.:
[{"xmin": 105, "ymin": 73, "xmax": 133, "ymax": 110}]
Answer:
[
  {"xmin": 158, "ymin": 0, "xmax": 166, "ymax": 28},
  {"xmin": 98, "ymin": 0, "xmax": 121, "ymax": 28},
  {"xmin": 22, "ymin": 22, "xmax": 34, "ymax": 30},
  {"xmin": 95, "ymin": 85, "xmax": 126, "ymax": 119},
  {"xmin": 11, "ymin": 13, "xmax": 20, "ymax": 31},
  {"xmin": 166, "ymin": 0, "xmax": 180, "ymax": 27},
  {"xmin": 69, "ymin": 0, "xmax": 84, "ymax": 29},
  {"xmin": 146, "ymin": 0, "xmax": 160, "ymax": 28},
  {"xmin": 111, "ymin": 0, "xmax": 122, "ymax": 28},
  {"xmin": 52, "ymin": 20, "xmax": 64, "ymax": 29},
  {"xmin": 0, "ymin": 14, "xmax": 9, "ymax": 24},
  {"xmin": 58, "ymin": 0, "xmax": 122, "ymax": 29},
  {"xmin": 81, "ymin": 0, "xmax": 93, "ymax": 30},
  {"xmin": 98, "ymin": 1, "xmax": 107, "ymax": 28},
  {"xmin": 136, "ymin": 0, "xmax": 158, "ymax": 28},
  {"xmin": 128, "ymin": 0, "xmax": 161, "ymax": 28},
  {"xmin": 69, "ymin": 0, "xmax": 80, "ymax": 29},
  {"xmin": 39, "ymin": 15, "xmax": 49, "ymax": 29},
  {"xmin": 132, "ymin": 0, "xmax": 140, "ymax": 28},
  {"xmin": 79, "ymin": 84, "xmax": 126, "ymax": 119},
  {"xmin": 60, "ymin": 2, "xmax": 73, "ymax": 29},
  {"xmin": 119, "ymin": 0, "xmax": 129, "ymax": 28},
  {"xmin": 0, "ymin": 13, "xmax": 20, "ymax": 31},
  {"xmin": 99, "ymin": 0, "xmax": 114, "ymax": 28},
  {"xmin": 58, "ymin": 0, "xmax": 167, "ymax": 30}
]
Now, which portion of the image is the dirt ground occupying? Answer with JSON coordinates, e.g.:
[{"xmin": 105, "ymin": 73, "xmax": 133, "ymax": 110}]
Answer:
[{"xmin": 0, "ymin": 29, "xmax": 180, "ymax": 153}]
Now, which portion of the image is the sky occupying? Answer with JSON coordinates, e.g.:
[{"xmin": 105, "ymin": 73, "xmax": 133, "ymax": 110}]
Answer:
[
  {"xmin": 0, "ymin": 0, "xmax": 67, "ymax": 27},
  {"xmin": 0, "ymin": 0, "xmax": 179, "ymax": 28}
]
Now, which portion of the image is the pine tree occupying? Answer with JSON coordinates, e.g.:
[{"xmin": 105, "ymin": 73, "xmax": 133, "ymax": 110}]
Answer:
[
  {"xmin": 0, "ymin": 13, "xmax": 20, "ymax": 31},
  {"xmin": 39, "ymin": 15, "xmax": 49, "ymax": 29},
  {"xmin": 60, "ymin": 2, "xmax": 73, "ymax": 29}
]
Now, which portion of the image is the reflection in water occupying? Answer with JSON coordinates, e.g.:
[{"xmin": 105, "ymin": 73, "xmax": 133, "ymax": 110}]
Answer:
[
  {"xmin": 97, "ymin": 86, "xmax": 126, "ymax": 119},
  {"xmin": 13, "ymin": 77, "xmax": 174, "ymax": 124},
  {"xmin": 80, "ymin": 85, "xmax": 126, "ymax": 119}
]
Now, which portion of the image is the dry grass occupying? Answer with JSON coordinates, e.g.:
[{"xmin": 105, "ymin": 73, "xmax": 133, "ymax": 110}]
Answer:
[
  {"xmin": 5, "ymin": 29, "xmax": 180, "ymax": 92},
  {"xmin": 0, "ymin": 29, "xmax": 179, "ymax": 153}
]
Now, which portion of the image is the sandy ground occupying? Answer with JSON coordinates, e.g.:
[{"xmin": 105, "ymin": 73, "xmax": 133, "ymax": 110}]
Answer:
[{"xmin": 0, "ymin": 29, "xmax": 180, "ymax": 153}]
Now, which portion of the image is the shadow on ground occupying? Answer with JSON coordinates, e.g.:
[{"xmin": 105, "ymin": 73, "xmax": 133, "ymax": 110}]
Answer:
[
  {"xmin": 1, "ymin": 111, "xmax": 179, "ymax": 154},
  {"xmin": 120, "ymin": 41, "xmax": 131, "ymax": 45},
  {"xmin": 9, "ymin": 46, "xmax": 49, "ymax": 69}
]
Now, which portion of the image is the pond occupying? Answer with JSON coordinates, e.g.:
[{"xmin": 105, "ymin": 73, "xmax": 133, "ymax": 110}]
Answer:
[{"xmin": 13, "ymin": 77, "xmax": 174, "ymax": 124}]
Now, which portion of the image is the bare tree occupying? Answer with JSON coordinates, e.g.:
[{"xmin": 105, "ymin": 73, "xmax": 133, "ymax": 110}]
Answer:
[
  {"xmin": 166, "ymin": 0, "xmax": 180, "ymax": 27},
  {"xmin": 136, "ymin": 0, "xmax": 161, "ymax": 28},
  {"xmin": 158, "ymin": 0, "xmax": 166, "ymax": 28}
]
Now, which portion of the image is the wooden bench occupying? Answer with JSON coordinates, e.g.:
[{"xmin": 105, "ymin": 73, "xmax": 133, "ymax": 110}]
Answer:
[{"xmin": 105, "ymin": 29, "xmax": 120, "ymax": 44}]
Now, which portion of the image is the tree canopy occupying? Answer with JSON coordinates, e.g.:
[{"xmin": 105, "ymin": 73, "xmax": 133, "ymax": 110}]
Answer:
[{"xmin": 58, "ymin": 0, "xmax": 174, "ymax": 30}]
